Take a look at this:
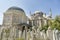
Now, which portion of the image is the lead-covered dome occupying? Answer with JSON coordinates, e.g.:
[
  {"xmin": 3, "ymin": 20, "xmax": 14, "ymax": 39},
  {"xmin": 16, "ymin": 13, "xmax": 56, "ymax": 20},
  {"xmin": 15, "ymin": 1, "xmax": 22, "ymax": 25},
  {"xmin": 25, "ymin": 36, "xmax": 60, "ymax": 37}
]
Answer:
[
  {"xmin": 3, "ymin": 6, "xmax": 27, "ymax": 25},
  {"xmin": 8, "ymin": 6, "xmax": 24, "ymax": 12}
]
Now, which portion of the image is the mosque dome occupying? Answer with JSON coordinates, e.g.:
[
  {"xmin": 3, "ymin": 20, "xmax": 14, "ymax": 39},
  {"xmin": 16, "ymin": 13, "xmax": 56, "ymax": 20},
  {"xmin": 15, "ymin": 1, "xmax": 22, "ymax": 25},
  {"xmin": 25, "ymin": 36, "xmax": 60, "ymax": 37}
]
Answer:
[
  {"xmin": 34, "ymin": 11, "xmax": 43, "ymax": 16},
  {"xmin": 34, "ymin": 11, "xmax": 41, "ymax": 14},
  {"xmin": 34, "ymin": 11, "xmax": 43, "ymax": 14},
  {"xmin": 7, "ymin": 6, "xmax": 24, "ymax": 12}
]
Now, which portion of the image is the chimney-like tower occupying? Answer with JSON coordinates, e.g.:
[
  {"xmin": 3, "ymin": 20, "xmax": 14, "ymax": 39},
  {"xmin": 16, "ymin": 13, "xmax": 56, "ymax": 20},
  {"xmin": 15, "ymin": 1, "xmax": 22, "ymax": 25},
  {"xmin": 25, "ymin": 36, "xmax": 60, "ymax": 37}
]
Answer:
[{"xmin": 49, "ymin": 8, "xmax": 52, "ymax": 18}]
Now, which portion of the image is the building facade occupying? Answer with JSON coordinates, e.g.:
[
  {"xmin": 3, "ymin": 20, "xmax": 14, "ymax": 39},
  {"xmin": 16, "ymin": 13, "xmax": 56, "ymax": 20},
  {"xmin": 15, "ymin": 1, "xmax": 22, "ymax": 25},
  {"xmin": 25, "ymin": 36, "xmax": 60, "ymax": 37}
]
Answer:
[
  {"xmin": 0, "ymin": 6, "xmax": 28, "ymax": 40},
  {"xmin": 0, "ymin": 7, "xmax": 58, "ymax": 40},
  {"xmin": 30, "ymin": 11, "xmax": 48, "ymax": 28}
]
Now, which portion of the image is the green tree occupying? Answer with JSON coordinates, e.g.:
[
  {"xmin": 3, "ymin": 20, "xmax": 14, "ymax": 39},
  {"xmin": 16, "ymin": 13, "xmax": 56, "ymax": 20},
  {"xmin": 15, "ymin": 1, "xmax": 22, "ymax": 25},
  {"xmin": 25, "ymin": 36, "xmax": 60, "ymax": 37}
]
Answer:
[
  {"xmin": 51, "ymin": 16, "xmax": 60, "ymax": 30},
  {"xmin": 40, "ymin": 15, "xmax": 60, "ymax": 33}
]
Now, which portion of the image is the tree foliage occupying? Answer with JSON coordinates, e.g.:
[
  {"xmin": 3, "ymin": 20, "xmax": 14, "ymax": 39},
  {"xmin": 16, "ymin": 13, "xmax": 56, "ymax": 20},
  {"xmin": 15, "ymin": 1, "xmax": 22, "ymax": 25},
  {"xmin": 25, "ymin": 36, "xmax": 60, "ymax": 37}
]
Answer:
[
  {"xmin": 52, "ymin": 16, "xmax": 60, "ymax": 30},
  {"xmin": 40, "ymin": 15, "xmax": 60, "ymax": 33},
  {"xmin": 40, "ymin": 24, "xmax": 49, "ymax": 33}
]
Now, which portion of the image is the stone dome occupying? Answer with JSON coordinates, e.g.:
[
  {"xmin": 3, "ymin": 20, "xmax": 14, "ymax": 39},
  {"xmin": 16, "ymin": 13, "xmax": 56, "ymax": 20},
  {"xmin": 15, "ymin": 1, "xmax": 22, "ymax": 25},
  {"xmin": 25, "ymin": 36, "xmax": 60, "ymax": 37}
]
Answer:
[
  {"xmin": 34, "ymin": 11, "xmax": 43, "ymax": 14},
  {"xmin": 34, "ymin": 11, "xmax": 40, "ymax": 13},
  {"xmin": 34, "ymin": 11, "xmax": 43, "ymax": 16},
  {"xmin": 8, "ymin": 6, "xmax": 24, "ymax": 12}
]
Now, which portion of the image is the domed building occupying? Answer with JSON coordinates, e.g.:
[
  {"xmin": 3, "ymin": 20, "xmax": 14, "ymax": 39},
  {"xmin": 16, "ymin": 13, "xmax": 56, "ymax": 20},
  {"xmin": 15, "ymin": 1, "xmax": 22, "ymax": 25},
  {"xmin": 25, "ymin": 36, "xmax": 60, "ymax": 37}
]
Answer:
[
  {"xmin": 3, "ymin": 6, "xmax": 27, "ymax": 26},
  {"xmin": 0, "ymin": 7, "xmax": 54, "ymax": 40},
  {"xmin": 30, "ymin": 11, "xmax": 47, "ymax": 28},
  {"xmin": 0, "ymin": 6, "xmax": 31, "ymax": 40}
]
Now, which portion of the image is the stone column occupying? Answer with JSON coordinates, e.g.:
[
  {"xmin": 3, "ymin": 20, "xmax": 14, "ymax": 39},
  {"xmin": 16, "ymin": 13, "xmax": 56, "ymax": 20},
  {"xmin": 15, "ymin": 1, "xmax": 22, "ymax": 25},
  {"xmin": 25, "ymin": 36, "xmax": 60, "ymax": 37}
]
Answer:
[
  {"xmin": 32, "ymin": 20, "xmax": 33, "ymax": 26},
  {"xmin": 53, "ymin": 30, "xmax": 56, "ymax": 40},
  {"xmin": 19, "ymin": 30, "xmax": 21, "ymax": 38},
  {"xmin": 25, "ymin": 26, "xmax": 27, "ymax": 40}
]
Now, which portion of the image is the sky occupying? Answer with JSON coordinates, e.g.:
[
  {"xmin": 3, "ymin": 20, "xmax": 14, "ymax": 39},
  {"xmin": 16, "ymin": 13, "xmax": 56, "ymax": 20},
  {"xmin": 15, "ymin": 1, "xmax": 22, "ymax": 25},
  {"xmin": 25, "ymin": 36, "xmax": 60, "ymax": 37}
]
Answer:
[{"xmin": 0, "ymin": 0, "xmax": 60, "ymax": 25}]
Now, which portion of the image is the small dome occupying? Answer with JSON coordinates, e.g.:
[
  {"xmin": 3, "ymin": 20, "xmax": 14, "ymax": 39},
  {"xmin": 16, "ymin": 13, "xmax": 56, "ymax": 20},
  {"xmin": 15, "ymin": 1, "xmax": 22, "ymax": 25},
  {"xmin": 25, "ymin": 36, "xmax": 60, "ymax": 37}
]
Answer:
[
  {"xmin": 8, "ymin": 6, "xmax": 24, "ymax": 12},
  {"xmin": 34, "ymin": 11, "xmax": 43, "ymax": 16},
  {"xmin": 34, "ymin": 11, "xmax": 43, "ymax": 14},
  {"xmin": 34, "ymin": 11, "xmax": 40, "ymax": 13}
]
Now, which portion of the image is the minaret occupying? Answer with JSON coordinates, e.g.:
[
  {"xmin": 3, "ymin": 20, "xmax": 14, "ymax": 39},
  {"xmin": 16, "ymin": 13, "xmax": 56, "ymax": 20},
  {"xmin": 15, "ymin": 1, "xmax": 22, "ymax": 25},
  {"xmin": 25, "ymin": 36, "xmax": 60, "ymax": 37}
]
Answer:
[
  {"xmin": 49, "ymin": 8, "xmax": 52, "ymax": 18},
  {"xmin": 29, "ymin": 11, "xmax": 33, "ymax": 26},
  {"xmin": 30, "ymin": 11, "xmax": 31, "ymax": 16}
]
